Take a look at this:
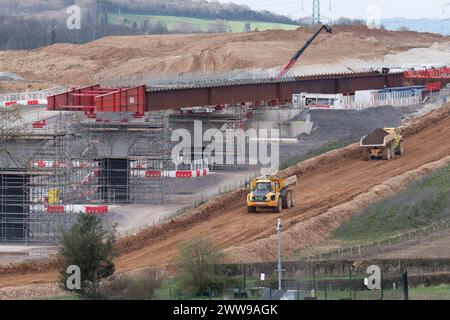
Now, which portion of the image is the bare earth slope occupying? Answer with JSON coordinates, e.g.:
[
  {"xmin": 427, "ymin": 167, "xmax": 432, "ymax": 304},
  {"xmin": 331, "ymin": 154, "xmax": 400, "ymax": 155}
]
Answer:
[
  {"xmin": 1, "ymin": 105, "xmax": 450, "ymax": 289},
  {"xmin": 0, "ymin": 26, "xmax": 446, "ymax": 87},
  {"xmin": 115, "ymin": 106, "xmax": 450, "ymax": 271}
]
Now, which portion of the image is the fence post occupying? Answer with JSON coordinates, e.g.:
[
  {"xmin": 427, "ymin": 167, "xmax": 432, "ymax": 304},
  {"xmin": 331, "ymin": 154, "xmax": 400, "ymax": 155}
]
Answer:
[
  {"xmin": 243, "ymin": 265, "xmax": 246, "ymax": 289},
  {"xmin": 349, "ymin": 269, "xmax": 353, "ymax": 300},
  {"xmin": 402, "ymin": 271, "xmax": 409, "ymax": 301},
  {"xmin": 312, "ymin": 267, "xmax": 317, "ymax": 293}
]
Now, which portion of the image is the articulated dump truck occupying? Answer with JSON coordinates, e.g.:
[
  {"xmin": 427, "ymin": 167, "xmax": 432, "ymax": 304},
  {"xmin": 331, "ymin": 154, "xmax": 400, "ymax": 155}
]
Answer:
[
  {"xmin": 247, "ymin": 176, "xmax": 297, "ymax": 213},
  {"xmin": 360, "ymin": 128, "xmax": 404, "ymax": 161}
]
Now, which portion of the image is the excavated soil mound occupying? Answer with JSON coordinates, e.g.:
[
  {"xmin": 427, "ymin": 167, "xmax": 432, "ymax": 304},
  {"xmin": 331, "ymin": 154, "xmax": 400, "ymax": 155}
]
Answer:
[
  {"xmin": 0, "ymin": 26, "xmax": 447, "ymax": 88},
  {"xmin": 362, "ymin": 128, "xmax": 389, "ymax": 145}
]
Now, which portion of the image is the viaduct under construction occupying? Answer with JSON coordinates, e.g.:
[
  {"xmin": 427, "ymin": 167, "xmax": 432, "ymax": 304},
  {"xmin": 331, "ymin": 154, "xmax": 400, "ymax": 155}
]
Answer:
[{"xmin": 1, "ymin": 67, "xmax": 449, "ymax": 244}]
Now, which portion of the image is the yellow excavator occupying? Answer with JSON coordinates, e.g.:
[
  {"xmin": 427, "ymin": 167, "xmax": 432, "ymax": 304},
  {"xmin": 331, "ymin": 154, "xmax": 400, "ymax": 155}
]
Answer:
[{"xmin": 247, "ymin": 176, "xmax": 297, "ymax": 213}]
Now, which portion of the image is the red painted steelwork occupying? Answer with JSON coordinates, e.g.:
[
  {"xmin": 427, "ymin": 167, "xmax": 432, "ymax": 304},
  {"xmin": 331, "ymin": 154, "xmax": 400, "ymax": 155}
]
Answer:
[
  {"xmin": 425, "ymin": 82, "xmax": 442, "ymax": 91},
  {"xmin": 404, "ymin": 68, "xmax": 450, "ymax": 79},
  {"xmin": 47, "ymin": 85, "xmax": 146, "ymax": 115},
  {"xmin": 47, "ymin": 72, "xmax": 404, "ymax": 113},
  {"xmin": 146, "ymin": 72, "xmax": 404, "ymax": 111}
]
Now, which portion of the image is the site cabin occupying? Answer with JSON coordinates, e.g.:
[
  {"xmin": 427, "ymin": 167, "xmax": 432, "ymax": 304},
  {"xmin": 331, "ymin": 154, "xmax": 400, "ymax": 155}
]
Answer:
[
  {"xmin": 247, "ymin": 176, "xmax": 297, "ymax": 213},
  {"xmin": 360, "ymin": 128, "xmax": 405, "ymax": 161},
  {"xmin": 292, "ymin": 93, "xmax": 344, "ymax": 109}
]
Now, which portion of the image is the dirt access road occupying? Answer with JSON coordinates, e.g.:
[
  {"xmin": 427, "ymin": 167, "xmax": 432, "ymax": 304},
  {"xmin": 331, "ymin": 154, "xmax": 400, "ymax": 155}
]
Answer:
[
  {"xmin": 1, "ymin": 105, "xmax": 450, "ymax": 289},
  {"xmin": 115, "ymin": 107, "xmax": 450, "ymax": 271}
]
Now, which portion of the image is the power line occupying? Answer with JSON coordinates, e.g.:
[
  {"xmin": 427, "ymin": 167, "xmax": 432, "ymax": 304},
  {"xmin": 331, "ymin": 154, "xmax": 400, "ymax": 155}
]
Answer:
[
  {"xmin": 312, "ymin": 0, "xmax": 321, "ymax": 24},
  {"xmin": 444, "ymin": 2, "xmax": 450, "ymax": 13}
]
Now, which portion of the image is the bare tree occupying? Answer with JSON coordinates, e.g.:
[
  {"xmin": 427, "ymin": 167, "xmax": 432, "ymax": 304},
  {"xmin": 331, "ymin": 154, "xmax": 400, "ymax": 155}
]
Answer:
[
  {"xmin": 173, "ymin": 21, "xmax": 202, "ymax": 34},
  {"xmin": 0, "ymin": 105, "xmax": 25, "ymax": 138},
  {"xmin": 242, "ymin": 22, "xmax": 251, "ymax": 32},
  {"xmin": 207, "ymin": 19, "xmax": 230, "ymax": 33}
]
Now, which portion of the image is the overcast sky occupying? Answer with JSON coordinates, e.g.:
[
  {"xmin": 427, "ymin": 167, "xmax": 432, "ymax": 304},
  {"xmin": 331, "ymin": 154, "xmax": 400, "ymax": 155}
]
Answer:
[{"xmin": 219, "ymin": 0, "xmax": 450, "ymax": 20}]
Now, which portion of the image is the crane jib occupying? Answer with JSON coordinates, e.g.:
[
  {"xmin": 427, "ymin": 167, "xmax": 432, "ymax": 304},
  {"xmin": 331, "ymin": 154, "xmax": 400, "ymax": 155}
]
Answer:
[{"xmin": 277, "ymin": 25, "xmax": 332, "ymax": 79}]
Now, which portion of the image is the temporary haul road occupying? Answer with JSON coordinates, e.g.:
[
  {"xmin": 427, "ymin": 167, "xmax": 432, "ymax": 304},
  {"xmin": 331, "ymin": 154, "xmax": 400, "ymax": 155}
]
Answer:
[{"xmin": 1, "ymin": 105, "xmax": 450, "ymax": 289}]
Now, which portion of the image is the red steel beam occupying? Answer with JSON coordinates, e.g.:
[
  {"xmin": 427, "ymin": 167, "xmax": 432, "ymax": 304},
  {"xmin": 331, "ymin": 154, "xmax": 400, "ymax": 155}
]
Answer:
[
  {"xmin": 146, "ymin": 72, "xmax": 404, "ymax": 111},
  {"xmin": 47, "ymin": 72, "xmax": 404, "ymax": 113}
]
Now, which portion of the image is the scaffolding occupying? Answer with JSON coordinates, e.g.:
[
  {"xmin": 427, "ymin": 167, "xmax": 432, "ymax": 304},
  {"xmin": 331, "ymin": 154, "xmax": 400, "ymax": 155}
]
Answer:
[{"xmin": 0, "ymin": 110, "xmax": 171, "ymax": 243}]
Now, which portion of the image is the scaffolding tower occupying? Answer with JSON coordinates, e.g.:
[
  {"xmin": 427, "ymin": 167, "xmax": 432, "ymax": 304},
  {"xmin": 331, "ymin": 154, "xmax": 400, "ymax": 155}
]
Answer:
[{"xmin": 0, "ymin": 110, "xmax": 171, "ymax": 244}]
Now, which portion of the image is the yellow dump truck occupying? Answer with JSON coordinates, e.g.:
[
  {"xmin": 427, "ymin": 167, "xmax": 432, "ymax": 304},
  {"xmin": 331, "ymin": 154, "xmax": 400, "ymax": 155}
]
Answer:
[
  {"xmin": 360, "ymin": 127, "xmax": 404, "ymax": 161},
  {"xmin": 247, "ymin": 176, "xmax": 297, "ymax": 213}
]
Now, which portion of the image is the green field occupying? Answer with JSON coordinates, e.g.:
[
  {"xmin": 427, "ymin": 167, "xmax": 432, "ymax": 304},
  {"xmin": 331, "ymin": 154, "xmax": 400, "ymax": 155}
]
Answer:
[
  {"xmin": 109, "ymin": 13, "xmax": 299, "ymax": 33},
  {"xmin": 333, "ymin": 163, "xmax": 450, "ymax": 243}
]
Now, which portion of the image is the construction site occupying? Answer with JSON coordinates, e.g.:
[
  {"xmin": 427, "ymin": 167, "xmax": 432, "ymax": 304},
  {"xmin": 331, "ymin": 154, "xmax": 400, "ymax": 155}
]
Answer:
[{"xmin": 1, "ymin": 6, "xmax": 450, "ymax": 299}]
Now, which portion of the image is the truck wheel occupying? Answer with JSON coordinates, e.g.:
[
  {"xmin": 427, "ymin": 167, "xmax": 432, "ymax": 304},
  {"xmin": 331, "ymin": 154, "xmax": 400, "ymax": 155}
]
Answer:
[
  {"xmin": 283, "ymin": 192, "xmax": 291, "ymax": 209},
  {"xmin": 390, "ymin": 144, "xmax": 396, "ymax": 159},
  {"xmin": 273, "ymin": 199, "xmax": 282, "ymax": 213},
  {"xmin": 287, "ymin": 191, "xmax": 293, "ymax": 209},
  {"xmin": 382, "ymin": 145, "xmax": 391, "ymax": 160},
  {"xmin": 398, "ymin": 141, "xmax": 405, "ymax": 155},
  {"xmin": 282, "ymin": 195, "xmax": 288, "ymax": 209},
  {"xmin": 248, "ymin": 206, "xmax": 256, "ymax": 213},
  {"xmin": 362, "ymin": 148, "xmax": 370, "ymax": 161},
  {"xmin": 291, "ymin": 193, "xmax": 296, "ymax": 208}
]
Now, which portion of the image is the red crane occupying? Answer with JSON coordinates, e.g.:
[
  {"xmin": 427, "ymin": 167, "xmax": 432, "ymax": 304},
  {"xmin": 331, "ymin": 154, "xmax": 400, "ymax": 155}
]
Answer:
[{"xmin": 276, "ymin": 24, "xmax": 332, "ymax": 80}]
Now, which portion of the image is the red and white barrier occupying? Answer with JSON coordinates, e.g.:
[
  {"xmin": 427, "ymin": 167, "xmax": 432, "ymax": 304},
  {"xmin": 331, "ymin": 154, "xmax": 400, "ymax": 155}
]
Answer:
[
  {"xmin": 30, "ymin": 160, "xmax": 99, "ymax": 169},
  {"xmin": 30, "ymin": 204, "xmax": 109, "ymax": 215},
  {"xmin": 130, "ymin": 158, "xmax": 210, "ymax": 178},
  {"xmin": 130, "ymin": 168, "xmax": 210, "ymax": 178},
  {"xmin": 0, "ymin": 86, "xmax": 67, "ymax": 107},
  {"xmin": 0, "ymin": 99, "xmax": 47, "ymax": 107}
]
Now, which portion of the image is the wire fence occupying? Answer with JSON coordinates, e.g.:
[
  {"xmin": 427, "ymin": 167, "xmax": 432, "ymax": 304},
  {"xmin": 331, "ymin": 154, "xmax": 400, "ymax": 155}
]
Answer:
[
  {"xmin": 153, "ymin": 254, "xmax": 450, "ymax": 300},
  {"xmin": 119, "ymin": 171, "xmax": 260, "ymax": 237},
  {"xmin": 158, "ymin": 266, "xmax": 450, "ymax": 300},
  {"xmin": 300, "ymin": 220, "xmax": 450, "ymax": 261}
]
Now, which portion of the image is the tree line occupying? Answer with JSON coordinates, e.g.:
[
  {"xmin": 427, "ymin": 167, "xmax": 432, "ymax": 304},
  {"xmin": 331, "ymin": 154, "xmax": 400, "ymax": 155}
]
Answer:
[
  {"xmin": 108, "ymin": 0, "xmax": 296, "ymax": 25},
  {"xmin": 0, "ymin": 0, "xmax": 297, "ymax": 25}
]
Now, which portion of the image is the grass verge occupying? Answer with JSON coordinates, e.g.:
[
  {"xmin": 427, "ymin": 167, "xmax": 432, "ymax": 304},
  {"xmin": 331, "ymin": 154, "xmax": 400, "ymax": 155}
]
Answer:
[{"xmin": 333, "ymin": 164, "xmax": 450, "ymax": 244}]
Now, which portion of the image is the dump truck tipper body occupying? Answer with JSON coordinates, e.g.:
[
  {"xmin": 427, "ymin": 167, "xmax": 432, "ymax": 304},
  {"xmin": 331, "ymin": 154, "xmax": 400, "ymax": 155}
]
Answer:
[
  {"xmin": 247, "ymin": 176, "xmax": 297, "ymax": 213},
  {"xmin": 360, "ymin": 128, "xmax": 404, "ymax": 160}
]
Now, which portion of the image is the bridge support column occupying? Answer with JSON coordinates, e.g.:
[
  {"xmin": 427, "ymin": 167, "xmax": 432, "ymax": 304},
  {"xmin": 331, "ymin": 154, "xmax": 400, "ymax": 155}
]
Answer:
[
  {"xmin": 100, "ymin": 158, "xmax": 129, "ymax": 204},
  {"xmin": 0, "ymin": 170, "xmax": 30, "ymax": 242}
]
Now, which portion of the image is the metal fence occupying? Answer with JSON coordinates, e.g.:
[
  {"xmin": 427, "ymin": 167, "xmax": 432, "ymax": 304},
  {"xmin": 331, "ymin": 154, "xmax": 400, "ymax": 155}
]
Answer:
[
  {"xmin": 300, "ymin": 220, "xmax": 450, "ymax": 261},
  {"xmin": 159, "ymin": 267, "xmax": 421, "ymax": 300},
  {"xmin": 0, "ymin": 86, "xmax": 67, "ymax": 104}
]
